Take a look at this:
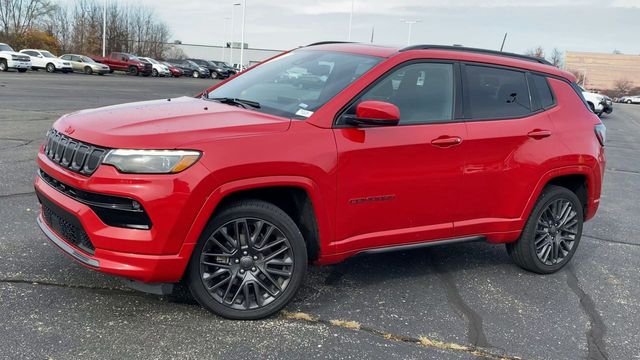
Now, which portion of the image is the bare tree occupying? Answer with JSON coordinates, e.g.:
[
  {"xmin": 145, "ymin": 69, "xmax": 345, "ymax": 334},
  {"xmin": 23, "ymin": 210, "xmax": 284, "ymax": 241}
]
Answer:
[
  {"xmin": 548, "ymin": 48, "xmax": 563, "ymax": 68},
  {"xmin": 567, "ymin": 69, "xmax": 586, "ymax": 87},
  {"xmin": 613, "ymin": 79, "xmax": 634, "ymax": 97},
  {"xmin": 164, "ymin": 46, "xmax": 187, "ymax": 60},
  {"xmin": 525, "ymin": 46, "xmax": 545, "ymax": 59},
  {"xmin": 0, "ymin": 0, "xmax": 55, "ymax": 42}
]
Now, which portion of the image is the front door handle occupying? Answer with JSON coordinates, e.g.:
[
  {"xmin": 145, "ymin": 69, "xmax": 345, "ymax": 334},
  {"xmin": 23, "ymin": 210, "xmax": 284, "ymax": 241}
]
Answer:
[
  {"xmin": 527, "ymin": 129, "xmax": 552, "ymax": 139},
  {"xmin": 431, "ymin": 136, "xmax": 462, "ymax": 148}
]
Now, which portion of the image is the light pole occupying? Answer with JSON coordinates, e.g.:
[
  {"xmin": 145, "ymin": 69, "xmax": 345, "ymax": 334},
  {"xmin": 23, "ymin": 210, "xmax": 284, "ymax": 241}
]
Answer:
[
  {"xmin": 230, "ymin": 3, "xmax": 241, "ymax": 67},
  {"xmin": 401, "ymin": 19, "xmax": 421, "ymax": 46},
  {"xmin": 222, "ymin": 17, "xmax": 230, "ymax": 62},
  {"xmin": 102, "ymin": 0, "xmax": 106, "ymax": 57},
  {"xmin": 348, "ymin": 0, "xmax": 354, "ymax": 41},
  {"xmin": 239, "ymin": 0, "xmax": 246, "ymax": 70}
]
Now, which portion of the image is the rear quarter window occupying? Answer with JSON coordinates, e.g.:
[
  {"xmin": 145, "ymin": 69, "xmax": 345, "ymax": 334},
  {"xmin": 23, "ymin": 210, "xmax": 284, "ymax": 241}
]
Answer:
[{"xmin": 530, "ymin": 74, "xmax": 555, "ymax": 109}]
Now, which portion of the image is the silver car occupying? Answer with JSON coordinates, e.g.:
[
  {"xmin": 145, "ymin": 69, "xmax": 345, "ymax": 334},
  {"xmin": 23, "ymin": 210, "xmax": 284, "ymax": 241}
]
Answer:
[{"xmin": 60, "ymin": 54, "xmax": 110, "ymax": 75}]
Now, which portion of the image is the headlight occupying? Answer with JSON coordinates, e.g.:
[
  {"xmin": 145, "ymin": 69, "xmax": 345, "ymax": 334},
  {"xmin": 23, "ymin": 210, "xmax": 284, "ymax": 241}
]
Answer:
[{"xmin": 103, "ymin": 149, "xmax": 201, "ymax": 174}]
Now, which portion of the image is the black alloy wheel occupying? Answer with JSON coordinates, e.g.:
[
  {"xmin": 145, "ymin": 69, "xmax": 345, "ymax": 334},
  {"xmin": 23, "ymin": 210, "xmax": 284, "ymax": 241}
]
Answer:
[
  {"xmin": 507, "ymin": 185, "xmax": 583, "ymax": 274},
  {"xmin": 187, "ymin": 200, "xmax": 307, "ymax": 319}
]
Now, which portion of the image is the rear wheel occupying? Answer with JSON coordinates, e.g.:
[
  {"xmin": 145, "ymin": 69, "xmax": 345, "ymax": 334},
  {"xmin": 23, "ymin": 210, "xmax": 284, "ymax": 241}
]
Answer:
[
  {"xmin": 46, "ymin": 63, "xmax": 55, "ymax": 73},
  {"xmin": 506, "ymin": 185, "xmax": 583, "ymax": 274},
  {"xmin": 187, "ymin": 200, "xmax": 307, "ymax": 319},
  {"xmin": 84, "ymin": 66, "xmax": 93, "ymax": 75}
]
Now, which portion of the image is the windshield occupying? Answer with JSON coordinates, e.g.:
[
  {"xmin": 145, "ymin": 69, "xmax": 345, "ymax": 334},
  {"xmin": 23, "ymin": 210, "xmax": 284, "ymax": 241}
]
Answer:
[
  {"xmin": 145, "ymin": 58, "xmax": 159, "ymax": 64},
  {"xmin": 0, "ymin": 44, "xmax": 15, "ymax": 52},
  {"xmin": 186, "ymin": 60, "xmax": 199, "ymax": 67},
  {"xmin": 42, "ymin": 51, "xmax": 56, "ymax": 58},
  {"xmin": 206, "ymin": 50, "xmax": 381, "ymax": 119},
  {"xmin": 80, "ymin": 56, "xmax": 96, "ymax": 63}
]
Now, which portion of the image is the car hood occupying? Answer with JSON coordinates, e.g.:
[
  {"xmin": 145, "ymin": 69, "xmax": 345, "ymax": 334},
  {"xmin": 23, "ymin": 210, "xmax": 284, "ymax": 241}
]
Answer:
[
  {"xmin": 4, "ymin": 50, "xmax": 27, "ymax": 57},
  {"xmin": 53, "ymin": 96, "xmax": 291, "ymax": 149}
]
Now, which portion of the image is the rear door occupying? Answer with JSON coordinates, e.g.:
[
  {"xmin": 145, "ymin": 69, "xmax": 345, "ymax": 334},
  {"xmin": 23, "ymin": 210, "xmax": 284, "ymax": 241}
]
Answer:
[
  {"xmin": 454, "ymin": 64, "xmax": 557, "ymax": 237},
  {"xmin": 334, "ymin": 61, "xmax": 466, "ymax": 253}
]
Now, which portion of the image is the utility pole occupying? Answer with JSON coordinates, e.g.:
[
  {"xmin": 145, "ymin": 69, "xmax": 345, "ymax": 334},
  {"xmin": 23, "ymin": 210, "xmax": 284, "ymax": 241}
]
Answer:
[
  {"xmin": 102, "ymin": 0, "xmax": 106, "ymax": 57},
  {"xmin": 401, "ymin": 19, "xmax": 421, "ymax": 46},
  {"xmin": 370, "ymin": 25, "xmax": 375, "ymax": 43},
  {"xmin": 240, "ymin": 0, "xmax": 246, "ymax": 70},
  {"xmin": 230, "ymin": 3, "xmax": 240, "ymax": 67},
  {"xmin": 348, "ymin": 0, "xmax": 354, "ymax": 41}
]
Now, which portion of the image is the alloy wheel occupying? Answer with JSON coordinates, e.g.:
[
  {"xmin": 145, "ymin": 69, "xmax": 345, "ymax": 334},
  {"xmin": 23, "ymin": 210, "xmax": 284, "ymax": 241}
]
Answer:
[
  {"xmin": 534, "ymin": 199, "xmax": 579, "ymax": 265},
  {"xmin": 199, "ymin": 217, "xmax": 294, "ymax": 310}
]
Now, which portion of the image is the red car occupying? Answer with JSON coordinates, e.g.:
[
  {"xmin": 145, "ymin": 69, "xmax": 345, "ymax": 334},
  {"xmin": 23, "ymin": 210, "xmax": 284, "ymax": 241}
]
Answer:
[
  {"xmin": 92, "ymin": 52, "xmax": 152, "ymax": 76},
  {"xmin": 162, "ymin": 61, "xmax": 183, "ymax": 77},
  {"xmin": 35, "ymin": 42, "xmax": 605, "ymax": 319}
]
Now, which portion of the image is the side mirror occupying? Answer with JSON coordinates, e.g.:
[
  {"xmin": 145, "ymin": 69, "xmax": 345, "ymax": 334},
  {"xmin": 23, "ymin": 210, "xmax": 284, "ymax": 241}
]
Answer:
[
  {"xmin": 37, "ymin": 54, "xmax": 43, "ymax": 58},
  {"xmin": 345, "ymin": 100, "xmax": 400, "ymax": 127}
]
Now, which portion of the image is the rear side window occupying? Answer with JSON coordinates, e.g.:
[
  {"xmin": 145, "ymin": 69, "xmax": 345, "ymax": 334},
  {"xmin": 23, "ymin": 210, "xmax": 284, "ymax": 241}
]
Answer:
[
  {"xmin": 464, "ymin": 65, "xmax": 532, "ymax": 119},
  {"xmin": 530, "ymin": 74, "xmax": 555, "ymax": 109}
]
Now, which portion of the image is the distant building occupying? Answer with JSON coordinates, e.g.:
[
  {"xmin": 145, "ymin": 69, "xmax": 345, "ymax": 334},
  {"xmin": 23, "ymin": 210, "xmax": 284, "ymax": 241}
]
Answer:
[
  {"xmin": 565, "ymin": 51, "xmax": 640, "ymax": 91},
  {"xmin": 173, "ymin": 42, "xmax": 283, "ymax": 67}
]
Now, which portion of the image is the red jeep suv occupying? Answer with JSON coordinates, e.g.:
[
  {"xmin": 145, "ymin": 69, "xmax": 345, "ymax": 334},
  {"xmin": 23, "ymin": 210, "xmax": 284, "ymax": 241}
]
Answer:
[{"xmin": 35, "ymin": 43, "xmax": 606, "ymax": 319}]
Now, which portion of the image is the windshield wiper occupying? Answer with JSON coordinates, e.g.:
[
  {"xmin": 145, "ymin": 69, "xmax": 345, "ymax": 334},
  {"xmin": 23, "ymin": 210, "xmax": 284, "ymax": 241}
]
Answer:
[{"xmin": 209, "ymin": 97, "xmax": 261, "ymax": 109}]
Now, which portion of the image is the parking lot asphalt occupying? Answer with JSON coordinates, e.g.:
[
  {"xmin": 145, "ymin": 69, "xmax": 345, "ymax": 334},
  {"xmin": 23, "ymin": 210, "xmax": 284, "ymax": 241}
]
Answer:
[{"xmin": 1, "ymin": 71, "xmax": 639, "ymax": 360}]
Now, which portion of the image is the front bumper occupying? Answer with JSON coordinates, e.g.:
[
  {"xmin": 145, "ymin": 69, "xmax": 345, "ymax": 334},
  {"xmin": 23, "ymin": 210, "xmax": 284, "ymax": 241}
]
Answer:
[
  {"xmin": 7, "ymin": 59, "xmax": 30, "ymax": 69},
  {"xmin": 35, "ymin": 151, "xmax": 210, "ymax": 282}
]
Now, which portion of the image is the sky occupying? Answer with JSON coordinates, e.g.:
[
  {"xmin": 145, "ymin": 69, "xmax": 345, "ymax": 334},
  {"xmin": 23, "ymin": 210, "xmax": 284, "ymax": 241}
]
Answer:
[{"xmin": 125, "ymin": 0, "xmax": 640, "ymax": 54}]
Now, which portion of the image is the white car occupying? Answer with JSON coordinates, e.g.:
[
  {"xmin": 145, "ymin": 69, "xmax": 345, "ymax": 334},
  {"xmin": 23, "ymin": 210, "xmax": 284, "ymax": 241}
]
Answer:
[
  {"xmin": 620, "ymin": 95, "xmax": 640, "ymax": 104},
  {"xmin": 19, "ymin": 49, "xmax": 72, "ymax": 73},
  {"xmin": 0, "ymin": 43, "xmax": 31, "ymax": 72},
  {"xmin": 139, "ymin": 57, "xmax": 171, "ymax": 77},
  {"xmin": 581, "ymin": 88, "xmax": 613, "ymax": 116}
]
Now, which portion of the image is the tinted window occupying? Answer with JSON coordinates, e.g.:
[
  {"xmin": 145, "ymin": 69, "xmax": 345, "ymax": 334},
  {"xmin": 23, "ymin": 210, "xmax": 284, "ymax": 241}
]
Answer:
[
  {"xmin": 531, "ymin": 74, "xmax": 554, "ymax": 109},
  {"xmin": 60, "ymin": 55, "xmax": 70, "ymax": 60},
  {"xmin": 465, "ymin": 65, "xmax": 532, "ymax": 119},
  {"xmin": 345, "ymin": 63, "xmax": 454, "ymax": 125}
]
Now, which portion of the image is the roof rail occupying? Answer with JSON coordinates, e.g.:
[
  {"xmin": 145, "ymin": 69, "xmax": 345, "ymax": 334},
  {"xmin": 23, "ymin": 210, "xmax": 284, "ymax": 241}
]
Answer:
[
  {"xmin": 399, "ymin": 45, "xmax": 553, "ymax": 66},
  {"xmin": 306, "ymin": 41, "xmax": 355, "ymax": 47}
]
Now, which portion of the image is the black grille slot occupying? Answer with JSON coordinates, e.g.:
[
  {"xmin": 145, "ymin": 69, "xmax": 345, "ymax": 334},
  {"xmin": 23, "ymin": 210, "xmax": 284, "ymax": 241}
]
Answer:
[
  {"xmin": 43, "ymin": 129, "xmax": 107, "ymax": 176},
  {"xmin": 37, "ymin": 191, "xmax": 95, "ymax": 254}
]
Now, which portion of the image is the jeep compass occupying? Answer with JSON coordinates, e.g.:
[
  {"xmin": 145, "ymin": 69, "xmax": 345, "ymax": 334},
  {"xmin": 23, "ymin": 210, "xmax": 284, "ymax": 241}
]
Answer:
[{"xmin": 35, "ymin": 42, "xmax": 606, "ymax": 319}]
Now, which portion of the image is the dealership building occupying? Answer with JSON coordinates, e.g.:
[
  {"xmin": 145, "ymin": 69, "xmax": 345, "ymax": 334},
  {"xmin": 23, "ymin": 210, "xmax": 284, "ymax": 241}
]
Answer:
[
  {"xmin": 173, "ymin": 42, "xmax": 283, "ymax": 67},
  {"xmin": 565, "ymin": 51, "xmax": 640, "ymax": 91}
]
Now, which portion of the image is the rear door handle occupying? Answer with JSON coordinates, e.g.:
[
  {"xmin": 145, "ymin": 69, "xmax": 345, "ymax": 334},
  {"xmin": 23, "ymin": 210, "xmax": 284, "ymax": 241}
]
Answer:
[
  {"xmin": 527, "ymin": 129, "xmax": 552, "ymax": 139},
  {"xmin": 431, "ymin": 136, "xmax": 462, "ymax": 148}
]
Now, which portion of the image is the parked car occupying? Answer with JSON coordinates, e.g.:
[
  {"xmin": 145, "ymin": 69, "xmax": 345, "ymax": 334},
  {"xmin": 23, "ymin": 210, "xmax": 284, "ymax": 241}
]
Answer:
[
  {"xmin": 20, "ymin": 49, "xmax": 72, "ymax": 73},
  {"xmin": 187, "ymin": 58, "xmax": 230, "ymax": 79},
  {"xmin": 166, "ymin": 59, "xmax": 209, "ymax": 78},
  {"xmin": 139, "ymin": 57, "xmax": 171, "ymax": 77},
  {"xmin": 92, "ymin": 52, "xmax": 152, "ymax": 76},
  {"xmin": 34, "ymin": 43, "xmax": 605, "ymax": 320},
  {"xmin": 161, "ymin": 61, "xmax": 183, "ymax": 77},
  {"xmin": 210, "ymin": 60, "xmax": 237, "ymax": 76},
  {"xmin": 59, "ymin": 54, "xmax": 110, "ymax": 75},
  {"xmin": 581, "ymin": 88, "xmax": 613, "ymax": 116},
  {"xmin": 0, "ymin": 43, "xmax": 30, "ymax": 72},
  {"xmin": 620, "ymin": 95, "xmax": 640, "ymax": 104}
]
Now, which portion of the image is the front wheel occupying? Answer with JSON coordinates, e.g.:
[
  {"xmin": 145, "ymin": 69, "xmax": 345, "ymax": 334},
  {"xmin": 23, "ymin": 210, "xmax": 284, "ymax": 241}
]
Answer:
[
  {"xmin": 84, "ymin": 66, "xmax": 93, "ymax": 75},
  {"xmin": 46, "ymin": 63, "xmax": 56, "ymax": 73},
  {"xmin": 192, "ymin": 70, "xmax": 200, "ymax": 78},
  {"xmin": 186, "ymin": 200, "xmax": 307, "ymax": 319},
  {"xmin": 128, "ymin": 66, "xmax": 139, "ymax": 76},
  {"xmin": 211, "ymin": 71, "xmax": 218, "ymax": 79},
  {"xmin": 0, "ymin": 60, "xmax": 7, "ymax": 72},
  {"xmin": 506, "ymin": 185, "xmax": 583, "ymax": 274},
  {"xmin": 627, "ymin": 100, "xmax": 632, "ymax": 104},
  {"xmin": 152, "ymin": 69, "xmax": 158, "ymax": 77},
  {"xmin": 17, "ymin": 68, "xmax": 27, "ymax": 73}
]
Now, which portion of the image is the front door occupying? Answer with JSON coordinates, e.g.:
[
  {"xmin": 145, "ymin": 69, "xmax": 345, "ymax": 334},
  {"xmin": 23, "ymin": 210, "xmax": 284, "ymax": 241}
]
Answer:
[{"xmin": 333, "ymin": 62, "xmax": 466, "ymax": 253}]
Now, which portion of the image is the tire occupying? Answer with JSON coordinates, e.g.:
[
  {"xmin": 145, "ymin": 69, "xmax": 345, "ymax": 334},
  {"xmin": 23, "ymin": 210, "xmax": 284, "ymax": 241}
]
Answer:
[
  {"xmin": 506, "ymin": 185, "xmax": 583, "ymax": 274},
  {"xmin": 152, "ymin": 69, "xmax": 158, "ymax": 77},
  {"xmin": 109, "ymin": 69, "xmax": 114, "ymax": 74},
  {"xmin": 186, "ymin": 199, "xmax": 308, "ymax": 320},
  {"xmin": 84, "ymin": 66, "xmax": 93, "ymax": 75},
  {"xmin": 46, "ymin": 63, "xmax": 55, "ymax": 73},
  {"xmin": 128, "ymin": 66, "xmax": 139, "ymax": 76},
  {"xmin": 211, "ymin": 71, "xmax": 218, "ymax": 79},
  {"xmin": 0, "ymin": 60, "xmax": 8, "ymax": 71},
  {"xmin": 17, "ymin": 68, "xmax": 27, "ymax": 73},
  {"xmin": 627, "ymin": 100, "xmax": 632, "ymax": 104},
  {"xmin": 193, "ymin": 70, "xmax": 200, "ymax": 78}
]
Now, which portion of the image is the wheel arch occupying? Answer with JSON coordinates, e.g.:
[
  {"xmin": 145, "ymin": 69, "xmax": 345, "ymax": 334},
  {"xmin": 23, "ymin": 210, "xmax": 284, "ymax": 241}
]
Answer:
[{"xmin": 184, "ymin": 176, "xmax": 333, "ymax": 263}]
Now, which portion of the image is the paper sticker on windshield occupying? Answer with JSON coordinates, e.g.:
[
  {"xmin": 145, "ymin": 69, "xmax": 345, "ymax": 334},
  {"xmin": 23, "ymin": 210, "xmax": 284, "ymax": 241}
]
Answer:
[
  {"xmin": 295, "ymin": 109, "xmax": 314, "ymax": 118},
  {"xmin": 299, "ymin": 103, "xmax": 309, "ymax": 109}
]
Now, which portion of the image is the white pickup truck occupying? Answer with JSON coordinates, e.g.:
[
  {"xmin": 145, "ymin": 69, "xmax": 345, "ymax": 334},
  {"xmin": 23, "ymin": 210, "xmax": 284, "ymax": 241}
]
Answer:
[{"xmin": 0, "ymin": 43, "xmax": 31, "ymax": 72}]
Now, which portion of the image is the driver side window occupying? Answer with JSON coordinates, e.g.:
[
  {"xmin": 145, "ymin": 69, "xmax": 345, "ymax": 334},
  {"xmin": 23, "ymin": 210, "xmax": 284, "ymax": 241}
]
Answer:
[{"xmin": 344, "ymin": 62, "xmax": 455, "ymax": 125}]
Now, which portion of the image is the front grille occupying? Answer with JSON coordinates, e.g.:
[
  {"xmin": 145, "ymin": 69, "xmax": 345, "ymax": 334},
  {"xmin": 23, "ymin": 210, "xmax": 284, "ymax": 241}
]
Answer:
[
  {"xmin": 37, "ymin": 191, "xmax": 95, "ymax": 254},
  {"xmin": 13, "ymin": 55, "xmax": 30, "ymax": 62},
  {"xmin": 43, "ymin": 129, "xmax": 107, "ymax": 176}
]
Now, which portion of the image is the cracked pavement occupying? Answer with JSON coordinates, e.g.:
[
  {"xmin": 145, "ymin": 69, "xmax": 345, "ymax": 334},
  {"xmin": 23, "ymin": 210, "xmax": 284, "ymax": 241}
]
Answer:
[{"xmin": 1, "ymin": 72, "xmax": 639, "ymax": 359}]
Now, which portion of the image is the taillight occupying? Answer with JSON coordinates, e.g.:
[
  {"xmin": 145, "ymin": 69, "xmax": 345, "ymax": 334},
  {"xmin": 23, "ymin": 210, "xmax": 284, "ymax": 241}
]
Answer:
[{"xmin": 594, "ymin": 123, "xmax": 606, "ymax": 146}]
